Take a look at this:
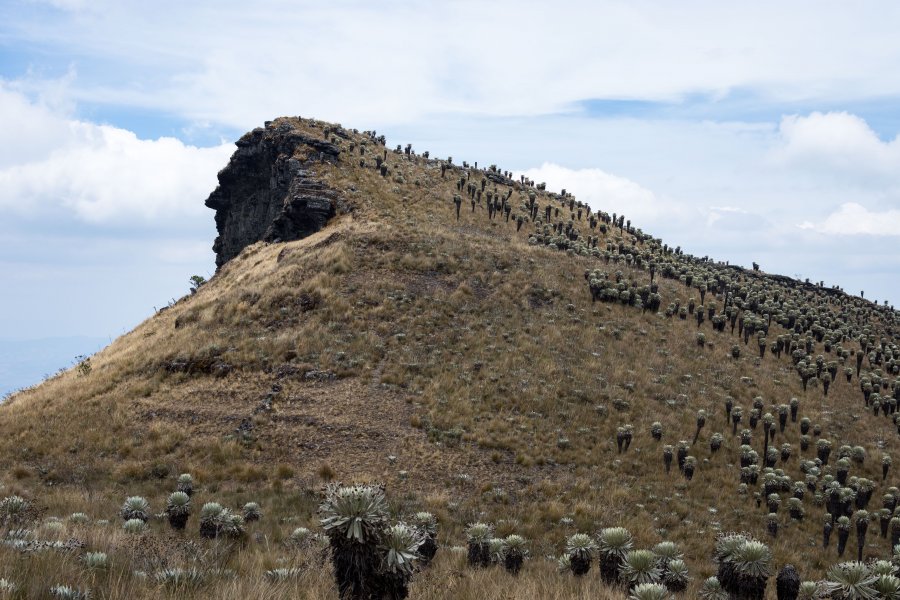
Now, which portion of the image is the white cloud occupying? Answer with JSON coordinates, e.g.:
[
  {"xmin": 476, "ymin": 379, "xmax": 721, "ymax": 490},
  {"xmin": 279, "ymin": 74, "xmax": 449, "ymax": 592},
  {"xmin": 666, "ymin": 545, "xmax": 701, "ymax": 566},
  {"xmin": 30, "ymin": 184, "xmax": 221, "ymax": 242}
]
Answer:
[
  {"xmin": 0, "ymin": 82, "xmax": 72, "ymax": 166},
  {"xmin": 772, "ymin": 111, "xmax": 900, "ymax": 178},
  {"xmin": 0, "ymin": 86, "xmax": 233, "ymax": 224},
  {"xmin": 799, "ymin": 202, "xmax": 900, "ymax": 236},
  {"xmin": 8, "ymin": 2, "xmax": 900, "ymax": 128},
  {"xmin": 519, "ymin": 162, "xmax": 686, "ymax": 230}
]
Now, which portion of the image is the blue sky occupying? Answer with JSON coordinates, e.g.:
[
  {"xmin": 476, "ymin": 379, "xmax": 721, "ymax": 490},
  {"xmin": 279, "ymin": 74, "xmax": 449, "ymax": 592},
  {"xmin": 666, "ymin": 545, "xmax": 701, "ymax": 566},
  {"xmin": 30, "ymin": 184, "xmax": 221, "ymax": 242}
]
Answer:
[{"xmin": 2, "ymin": 0, "xmax": 900, "ymax": 393}]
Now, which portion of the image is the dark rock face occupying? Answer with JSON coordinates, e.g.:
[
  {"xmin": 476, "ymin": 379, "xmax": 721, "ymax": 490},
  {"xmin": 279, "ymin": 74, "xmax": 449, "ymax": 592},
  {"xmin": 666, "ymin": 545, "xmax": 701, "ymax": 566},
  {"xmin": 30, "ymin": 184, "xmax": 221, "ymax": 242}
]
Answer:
[{"xmin": 205, "ymin": 120, "xmax": 342, "ymax": 268}]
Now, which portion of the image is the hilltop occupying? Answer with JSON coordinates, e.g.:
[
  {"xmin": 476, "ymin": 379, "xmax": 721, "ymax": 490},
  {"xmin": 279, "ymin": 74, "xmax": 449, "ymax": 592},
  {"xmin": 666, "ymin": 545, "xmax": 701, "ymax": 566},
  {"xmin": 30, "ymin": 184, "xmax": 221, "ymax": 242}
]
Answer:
[{"xmin": 1, "ymin": 116, "xmax": 899, "ymax": 598}]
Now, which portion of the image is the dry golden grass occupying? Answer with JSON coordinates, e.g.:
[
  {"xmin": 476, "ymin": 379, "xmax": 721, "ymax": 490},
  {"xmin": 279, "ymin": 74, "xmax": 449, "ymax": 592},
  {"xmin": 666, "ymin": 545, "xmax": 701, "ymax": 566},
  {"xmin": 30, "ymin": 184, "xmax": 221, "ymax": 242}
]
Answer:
[
  {"xmin": 0, "ymin": 509, "xmax": 646, "ymax": 600},
  {"xmin": 1, "ymin": 116, "xmax": 898, "ymax": 597}
]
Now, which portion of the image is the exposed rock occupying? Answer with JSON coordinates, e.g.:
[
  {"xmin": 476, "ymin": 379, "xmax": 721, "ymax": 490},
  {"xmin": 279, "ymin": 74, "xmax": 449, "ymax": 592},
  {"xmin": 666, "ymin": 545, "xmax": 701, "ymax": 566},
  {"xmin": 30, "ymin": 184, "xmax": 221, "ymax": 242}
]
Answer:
[
  {"xmin": 304, "ymin": 369, "xmax": 336, "ymax": 382},
  {"xmin": 205, "ymin": 119, "xmax": 344, "ymax": 268},
  {"xmin": 272, "ymin": 364, "xmax": 301, "ymax": 380},
  {"xmin": 162, "ymin": 355, "xmax": 232, "ymax": 377}
]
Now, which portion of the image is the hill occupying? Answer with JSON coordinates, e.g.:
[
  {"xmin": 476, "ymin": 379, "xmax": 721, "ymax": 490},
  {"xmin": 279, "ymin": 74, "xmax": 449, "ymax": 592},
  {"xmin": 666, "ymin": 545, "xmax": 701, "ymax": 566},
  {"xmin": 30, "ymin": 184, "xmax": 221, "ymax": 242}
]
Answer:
[{"xmin": 1, "ymin": 116, "xmax": 899, "ymax": 599}]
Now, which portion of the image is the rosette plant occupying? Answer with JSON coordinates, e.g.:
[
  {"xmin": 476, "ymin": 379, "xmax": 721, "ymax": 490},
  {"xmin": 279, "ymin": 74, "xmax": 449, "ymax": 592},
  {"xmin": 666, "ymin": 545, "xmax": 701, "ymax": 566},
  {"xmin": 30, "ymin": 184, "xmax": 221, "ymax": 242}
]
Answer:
[
  {"xmin": 598, "ymin": 527, "xmax": 634, "ymax": 584},
  {"xmin": 410, "ymin": 512, "xmax": 438, "ymax": 566},
  {"xmin": 319, "ymin": 483, "xmax": 411, "ymax": 599},
  {"xmin": 165, "ymin": 491, "xmax": 191, "ymax": 530},
  {"xmin": 465, "ymin": 522, "xmax": 493, "ymax": 568},
  {"xmin": 120, "ymin": 496, "xmax": 150, "ymax": 523},
  {"xmin": 565, "ymin": 532, "xmax": 596, "ymax": 577},
  {"xmin": 379, "ymin": 523, "xmax": 425, "ymax": 598}
]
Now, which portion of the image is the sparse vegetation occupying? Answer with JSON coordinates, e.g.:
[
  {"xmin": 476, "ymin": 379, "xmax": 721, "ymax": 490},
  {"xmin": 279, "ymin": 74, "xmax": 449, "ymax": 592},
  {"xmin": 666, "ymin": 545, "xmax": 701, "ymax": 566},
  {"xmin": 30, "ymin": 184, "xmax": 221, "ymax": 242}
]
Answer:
[{"xmin": 2, "ymin": 116, "xmax": 900, "ymax": 598}]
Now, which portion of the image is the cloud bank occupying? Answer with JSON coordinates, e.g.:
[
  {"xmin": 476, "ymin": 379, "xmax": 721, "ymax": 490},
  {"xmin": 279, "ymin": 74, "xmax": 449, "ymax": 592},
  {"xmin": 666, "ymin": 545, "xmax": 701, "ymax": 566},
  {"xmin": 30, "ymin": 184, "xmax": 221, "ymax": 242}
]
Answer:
[
  {"xmin": 772, "ymin": 111, "xmax": 900, "ymax": 181},
  {"xmin": 0, "ymin": 86, "xmax": 231, "ymax": 341},
  {"xmin": 0, "ymin": 86, "xmax": 233, "ymax": 224},
  {"xmin": 800, "ymin": 203, "xmax": 900, "ymax": 236},
  {"xmin": 519, "ymin": 163, "xmax": 679, "ymax": 228},
  {"xmin": 7, "ymin": 1, "xmax": 900, "ymax": 128}
]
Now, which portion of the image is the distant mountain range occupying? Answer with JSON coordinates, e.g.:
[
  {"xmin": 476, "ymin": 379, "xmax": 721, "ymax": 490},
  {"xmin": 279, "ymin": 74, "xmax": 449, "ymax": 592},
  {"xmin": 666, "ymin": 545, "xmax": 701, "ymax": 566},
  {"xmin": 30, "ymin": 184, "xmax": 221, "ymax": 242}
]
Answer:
[{"xmin": 0, "ymin": 336, "xmax": 108, "ymax": 398}]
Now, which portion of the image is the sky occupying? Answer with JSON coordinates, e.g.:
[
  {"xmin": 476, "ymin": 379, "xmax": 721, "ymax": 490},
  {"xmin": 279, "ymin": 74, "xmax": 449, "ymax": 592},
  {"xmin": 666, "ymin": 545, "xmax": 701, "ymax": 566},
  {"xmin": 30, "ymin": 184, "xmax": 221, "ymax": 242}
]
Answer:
[{"xmin": 2, "ymin": 1, "xmax": 900, "ymax": 393}]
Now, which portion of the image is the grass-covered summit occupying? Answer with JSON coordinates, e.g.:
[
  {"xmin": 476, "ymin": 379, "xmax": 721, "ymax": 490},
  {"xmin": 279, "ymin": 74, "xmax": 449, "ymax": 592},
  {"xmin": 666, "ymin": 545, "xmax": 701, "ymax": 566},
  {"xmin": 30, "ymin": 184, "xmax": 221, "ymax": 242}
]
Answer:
[{"xmin": 1, "ymin": 116, "xmax": 899, "ymax": 598}]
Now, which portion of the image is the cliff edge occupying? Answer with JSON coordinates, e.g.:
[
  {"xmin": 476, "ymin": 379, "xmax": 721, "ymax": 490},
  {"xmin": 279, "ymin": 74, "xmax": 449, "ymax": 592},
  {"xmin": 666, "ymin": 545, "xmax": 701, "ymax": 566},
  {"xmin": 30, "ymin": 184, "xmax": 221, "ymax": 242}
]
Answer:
[{"xmin": 205, "ymin": 118, "xmax": 345, "ymax": 268}]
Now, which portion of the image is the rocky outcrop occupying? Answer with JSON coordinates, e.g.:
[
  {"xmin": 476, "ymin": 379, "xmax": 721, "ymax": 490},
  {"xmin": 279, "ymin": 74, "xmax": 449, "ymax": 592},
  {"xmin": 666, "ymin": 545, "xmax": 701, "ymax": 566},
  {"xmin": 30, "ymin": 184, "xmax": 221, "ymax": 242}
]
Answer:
[{"xmin": 205, "ymin": 119, "xmax": 343, "ymax": 268}]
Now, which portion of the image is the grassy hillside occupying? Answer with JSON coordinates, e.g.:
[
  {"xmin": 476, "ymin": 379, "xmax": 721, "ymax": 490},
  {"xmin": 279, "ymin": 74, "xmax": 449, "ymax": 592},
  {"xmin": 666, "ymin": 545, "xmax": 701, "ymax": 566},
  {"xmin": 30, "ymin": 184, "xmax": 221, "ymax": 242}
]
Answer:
[{"xmin": 1, "ymin": 116, "xmax": 899, "ymax": 598}]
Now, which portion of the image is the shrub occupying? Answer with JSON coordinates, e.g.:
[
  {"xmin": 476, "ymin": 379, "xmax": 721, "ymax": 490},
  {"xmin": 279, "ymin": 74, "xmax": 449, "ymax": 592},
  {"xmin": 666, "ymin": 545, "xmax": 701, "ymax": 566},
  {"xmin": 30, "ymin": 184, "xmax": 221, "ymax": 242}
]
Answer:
[
  {"xmin": 824, "ymin": 561, "xmax": 876, "ymax": 599},
  {"xmin": 501, "ymin": 534, "xmax": 528, "ymax": 575},
  {"xmin": 629, "ymin": 582, "xmax": 672, "ymax": 600},
  {"xmin": 714, "ymin": 534, "xmax": 771, "ymax": 600},
  {"xmin": 265, "ymin": 568, "xmax": 303, "ymax": 582},
  {"xmin": 465, "ymin": 522, "xmax": 493, "ymax": 568},
  {"xmin": 0, "ymin": 496, "xmax": 33, "ymax": 526},
  {"xmin": 319, "ymin": 484, "xmax": 423, "ymax": 599},
  {"xmin": 620, "ymin": 549, "xmax": 662, "ymax": 589},
  {"xmin": 199, "ymin": 502, "xmax": 224, "ymax": 539},
  {"xmin": 49, "ymin": 585, "xmax": 90, "ymax": 599},
  {"xmin": 155, "ymin": 567, "xmax": 206, "ymax": 590},
  {"xmin": 177, "ymin": 473, "xmax": 194, "ymax": 496},
  {"xmin": 165, "ymin": 492, "xmax": 191, "ymax": 530},
  {"xmin": 69, "ymin": 513, "xmax": 89, "ymax": 526},
  {"xmin": 662, "ymin": 558, "xmax": 689, "ymax": 593},
  {"xmin": 120, "ymin": 497, "xmax": 150, "ymax": 522},
  {"xmin": 411, "ymin": 512, "xmax": 438, "ymax": 566},
  {"xmin": 289, "ymin": 527, "xmax": 313, "ymax": 546},
  {"xmin": 699, "ymin": 576, "xmax": 728, "ymax": 600},
  {"xmin": 123, "ymin": 519, "xmax": 146, "ymax": 534},
  {"xmin": 0, "ymin": 579, "xmax": 18, "ymax": 595},
  {"xmin": 381, "ymin": 523, "xmax": 424, "ymax": 577},
  {"xmin": 83, "ymin": 552, "xmax": 108, "ymax": 570},
  {"xmin": 242, "ymin": 502, "xmax": 262, "ymax": 522},
  {"xmin": 565, "ymin": 532, "xmax": 596, "ymax": 576},
  {"xmin": 598, "ymin": 527, "xmax": 634, "ymax": 584}
]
